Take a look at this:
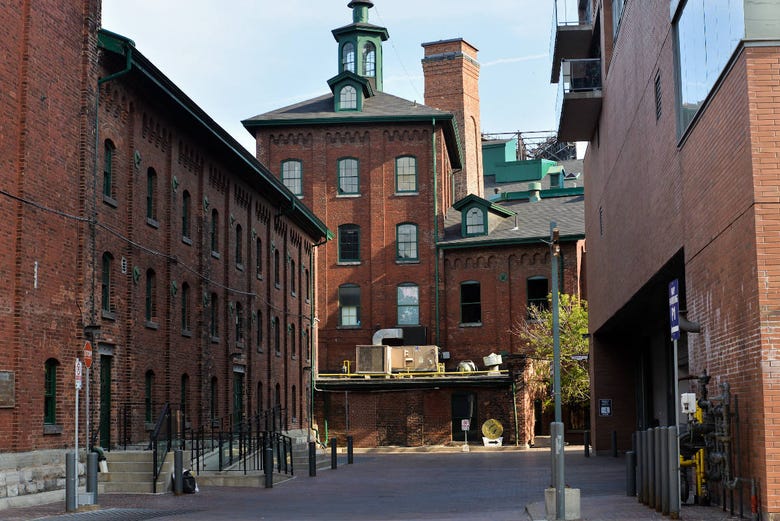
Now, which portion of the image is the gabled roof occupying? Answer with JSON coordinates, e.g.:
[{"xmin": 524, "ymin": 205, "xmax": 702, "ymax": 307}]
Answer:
[
  {"xmin": 97, "ymin": 29, "xmax": 331, "ymax": 242},
  {"xmin": 327, "ymin": 70, "xmax": 374, "ymax": 97},
  {"xmin": 242, "ymin": 91, "xmax": 463, "ymax": 170},
  {"xmin": 452, "ymin": 194, "xmax": 516, "ymax": 218}
]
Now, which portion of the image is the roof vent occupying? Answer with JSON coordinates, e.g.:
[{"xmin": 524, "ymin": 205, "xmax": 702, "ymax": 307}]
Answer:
[{"xmin": 528, "ymin": 182, "xmax": 542, "ymax": 202}]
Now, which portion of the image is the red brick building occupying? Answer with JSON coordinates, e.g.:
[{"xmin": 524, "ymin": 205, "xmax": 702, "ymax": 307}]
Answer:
[
  {"xmin": 0, "ymin": 0, "xmax": 327, "ymax": 504},
  {"xmin": 245, "ymin": 1, "xmax": 586, "ymax": 448},
  {"xmin": 552, "ymin": 0, "xmax": 780, "ymax": 514}
]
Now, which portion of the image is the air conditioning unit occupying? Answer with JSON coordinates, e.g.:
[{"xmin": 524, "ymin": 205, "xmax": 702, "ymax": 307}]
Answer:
[
  {"xmin": 355, "ymin": 345, "xmax": 391, "ymax": 374},
  {"xmin": 390, "ymin": 345, "xmax": 439, "ymax": 372}
]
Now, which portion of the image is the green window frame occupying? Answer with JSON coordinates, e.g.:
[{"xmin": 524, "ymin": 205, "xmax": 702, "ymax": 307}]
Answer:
[
  {"xmin": 338, "ymin": 284, "xmax": 361, "ymax": 327},
  {"xmin": 256, "ymin": 310, "xmax": 263, "ymax": 351},
  {"xmin": 210, "ymin": 292, "xmax": 219, "ymax": 338},
  {"xmin": 273, "ymin": 316, "xmax": 280, "ymax": 355},
  {"xmin": 290, "ymin": 323, "xmax": 296, "ymax": 358},
  {"xmin": 211, "ymin": 209, "xmax": 219, "ymax": 254},
  {"xmin": 339, "ymin": 86, "xmax": 358, "ymax": 111},
  {"xmin": 460, "ymin": 281, "xmax": 482, "ymax": 324},
  {"xmin": 101, "ymin": 252, "xmax": 112, "ymax": 314},
  {"xmin": 235, "ymin": 302, "xmax": 244, "ymax": 343},
  {"xmin": 235, "ymin": 224, "xmax": 243, "ymax": 266},
  {"xmin": 146, "ymin": 168, "xmax": 157, "ymax": 222},
  {"xmin": 342, "ymin": 42, "xmax": 355, "ymax": 73},
  {"xmin": 145, "ymin": 269, "xmax": 156, "ymax": 322},
  {"xmin": 290, "ymin": 259, "xmax": 296, "ymax": 295},
  {"xmin": 181, "ymin": 282, "xmax": 191, "ymax": 332},
  {"xmin": 465, "ymin": 207, "xmax": 486, "ymax": 236},
  {"xmin": 396, "ymin": 223, "xmax": 419, "ymax": 261},
  {"xmin": 182, "ymin": 190, "xmax": 191, "ymax": 240},
  {"xmin": 338, "ymin": 158, "xmax": 359, "ymax": 194},
  {"xmin": 44, "ymin": 359, "xmax": 58, "ymax": 424},
  {"xmin": 395, "ymin": 156, "xmax": 417, "ymax": 193},
  {"xmin": 338, "ymin": 224, "xmax": 360, "ymax": 262},
  {"xmin": 281, "ymin": 160, "xmax": 303, "ymax": 196},
  {"xmin": 362, "ymin": 42, "xmax": 376, "ymax": 77},
  {"xmin": 397, "ymin": 283, "xmax": 419, "ymax": 325},
  {"xmin": 255, "ymin": 237, "xmax": 263, "ymax": 279},
  {"xmin": 103, "ymin": 140, "xmax": 114, "ymax": 199}
]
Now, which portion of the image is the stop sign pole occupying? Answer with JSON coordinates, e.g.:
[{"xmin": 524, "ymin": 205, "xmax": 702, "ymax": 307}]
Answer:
[{"xmin": 84, "ymin": 342, "xmax": 92, "ymax": 457}]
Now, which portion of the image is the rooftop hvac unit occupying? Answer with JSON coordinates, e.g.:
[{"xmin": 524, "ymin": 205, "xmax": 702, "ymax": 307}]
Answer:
[
  {"xmin": 389, "ymin": 345, "xmax": 439, "ymax": 372},
  {"xmin": 355, "ymin": 345, "xmax": 391, "ymax": 374}
]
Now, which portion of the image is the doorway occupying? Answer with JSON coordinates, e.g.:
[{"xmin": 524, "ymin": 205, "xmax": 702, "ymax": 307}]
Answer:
[{"xmin": 99, "ymin": 354, "xmax": 112, "ymax": 448}]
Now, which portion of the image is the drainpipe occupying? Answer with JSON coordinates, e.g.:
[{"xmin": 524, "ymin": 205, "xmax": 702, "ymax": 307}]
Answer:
[
  {"xmin": 432, "ymin": 118, "xmax": 440, "ymax": 346},
  {"xmin": 309, "ymin": 236, "xmax": 328, "ymax": 443}
]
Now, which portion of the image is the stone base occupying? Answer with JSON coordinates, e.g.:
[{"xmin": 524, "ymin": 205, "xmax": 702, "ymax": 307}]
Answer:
[{"xmin": 544, "ymin": 487, "xmax": 581, "ymax": 520}]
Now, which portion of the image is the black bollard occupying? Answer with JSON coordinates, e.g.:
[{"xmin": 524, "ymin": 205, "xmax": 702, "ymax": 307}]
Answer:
[
  {"xmin": 264, "ymin": 435, "xmax": 274, "ymax": 488},
  {"xmin": 584, "ymin": 430, "xmax": 590, "ymax": 458},
  {"xmin": 626, "ymin": 450, "xmax": 637, "ymax": 496},
  {"xmin": 308, "ymin": 441, "xmax": 316, "ymax": 477},
  {"xmin": 347, "ymin": 435, "xmax": 354, "ymax": 464},
  {"xmin": 173, "ymin": 449, "xmax": 183, "ymax": 495},
  {"xmin": 330, "ymin": 437, "xmax": 338, "ymax": 470}
]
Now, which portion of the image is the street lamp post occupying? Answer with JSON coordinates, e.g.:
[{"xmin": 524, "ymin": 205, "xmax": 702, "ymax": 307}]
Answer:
[{"xmin": 550, "ymin": 222, "xmax": 565, "ymax": 520}]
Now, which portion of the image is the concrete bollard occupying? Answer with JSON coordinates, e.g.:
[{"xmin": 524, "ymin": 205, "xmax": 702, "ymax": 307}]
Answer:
[
  {"xmin": 65, "ymin": 452, "xmax": 77, "ymax": 512},
  {"xmin": 661, "ymin": 427, "xmax": 669, "ymax": 514},
  {"xmin": 626, "ymin": 450, "xmax": 637, "ymax": 497},
  {"xmin": 347, "ymin": 435, "xmax": 354, "ymax": 464},
  {"xmin": 309, "ymin": 441, "xmax": 317, "ymax": 477},
  {"xmin": 173, "ymin": 449, "xmax": 183, "ymax": 495}
]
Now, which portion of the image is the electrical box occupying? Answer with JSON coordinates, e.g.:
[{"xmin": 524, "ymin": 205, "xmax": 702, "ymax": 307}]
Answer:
[{"xmin": 681, "ymin": 393, "xmax": 697, "ymax": 414}]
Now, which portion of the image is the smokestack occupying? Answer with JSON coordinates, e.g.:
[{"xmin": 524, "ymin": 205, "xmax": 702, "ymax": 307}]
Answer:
[{"xmin": 421, "ymin": 38, "xmax": 482, "ymax": 200}]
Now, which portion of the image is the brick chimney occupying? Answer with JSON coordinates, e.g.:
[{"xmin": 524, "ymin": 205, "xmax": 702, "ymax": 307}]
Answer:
[{"xmin": 421, "ymin": 38, "xmax": 483, "ymax": 200}]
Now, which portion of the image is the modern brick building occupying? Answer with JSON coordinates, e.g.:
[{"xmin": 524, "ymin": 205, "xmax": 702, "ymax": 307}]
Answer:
[
  {"xmin": 245, "ymin": 1, "xmax": 586, "ymax": 448},
  {"xmin": 1, "ymin": 0, "xmax": 327, "ymax": 504},
  {"xmin": 552, "ymin": 0, "xmax": 780, "ymax": 515}
]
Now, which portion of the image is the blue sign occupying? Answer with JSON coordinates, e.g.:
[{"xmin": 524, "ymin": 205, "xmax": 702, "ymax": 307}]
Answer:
[{"xmin": 669, "ymin": 279, "xmax": 680, "ymax": 341}]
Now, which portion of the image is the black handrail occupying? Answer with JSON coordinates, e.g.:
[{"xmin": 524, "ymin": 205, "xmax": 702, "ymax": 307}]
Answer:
[{"xmin": 150, "ymin": 402, "xmax": 172, "ymax": 493}]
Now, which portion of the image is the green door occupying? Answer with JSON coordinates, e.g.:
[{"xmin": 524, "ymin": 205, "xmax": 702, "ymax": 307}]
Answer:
[
  {"xmin": 99, "ymin": 355, "xmax": 112, "ymax": 448},
  {"xmin": 233, "ymin": 372, "xmax": 244, "ymax": 431}
]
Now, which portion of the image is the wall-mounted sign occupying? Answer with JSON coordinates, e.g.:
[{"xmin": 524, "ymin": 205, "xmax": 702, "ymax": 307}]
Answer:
[{"xmin": 599, "ymin": 399, "xmax": 612, "ymax": 417}]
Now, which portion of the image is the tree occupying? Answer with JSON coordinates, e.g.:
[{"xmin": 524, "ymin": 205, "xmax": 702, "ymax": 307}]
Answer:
[{"xmin": 511, "ymin": 293, "xmax": 589, "ymax": 411}]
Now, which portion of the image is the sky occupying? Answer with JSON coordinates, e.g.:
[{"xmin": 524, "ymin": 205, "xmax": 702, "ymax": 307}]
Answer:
[{"xmin": 101, "ymin": 1, "xmax": 559, "ymax": 154}]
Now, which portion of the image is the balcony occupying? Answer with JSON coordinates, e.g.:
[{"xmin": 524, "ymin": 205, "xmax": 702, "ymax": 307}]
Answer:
[
  {"xmin": 555, "ymin": 58, "xmax": 602, "ymax": 142},
  {"xmin": 550, "ymin": 0, "xmax": 594, "ymax": 83}
]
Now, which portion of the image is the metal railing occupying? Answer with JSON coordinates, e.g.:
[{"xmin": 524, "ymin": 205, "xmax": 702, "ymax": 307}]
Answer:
[
  {"xmin": 555, "ymin": 57, "xmax": 602, "ymax": 127},
  {"xmin": 550, "ymin": 0, "xmax": 594, "ymax": 67},
  {"xmin": 150, "ymin": 402, "xmax": 172, "ymax": 494}
]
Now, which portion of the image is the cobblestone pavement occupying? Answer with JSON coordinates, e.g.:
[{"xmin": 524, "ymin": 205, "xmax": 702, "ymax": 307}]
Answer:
[{"xmin": 1, "ymin": 447, "xmax": 741, "ymax": 521}]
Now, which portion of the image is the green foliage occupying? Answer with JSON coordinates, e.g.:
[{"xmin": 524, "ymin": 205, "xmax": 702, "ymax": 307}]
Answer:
[{"xmin": 512, "ymin": 293, "xmax": 589, "ymax": 411}]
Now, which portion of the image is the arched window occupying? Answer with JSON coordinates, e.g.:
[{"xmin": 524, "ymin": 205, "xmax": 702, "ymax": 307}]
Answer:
[
  {"xmin": 290, "ymin": 259, "xmax": 296, "ymax": 295},
  {"xmin": 210, "ymin": 292, "xmax": 219, "ymax": 338},
  {"xmin": 255, "ymin": 237, "xmax": 263, "ymax": 279},
  {"xmin": 145, "ymin": 269, "xmax": 157, "ymax": 323},
  {"xmin": 256, "ymin": 310, "xmax": 263, "ymax": 352},
  {"xmin": 44, "ymin": 358, "xmax": 59, "ymax": 424},
  {"xmin": 235, "ymin": 224, "xmax": 243, "ymax": 266},
  {"xmin": 396, "ymin": 223, "xmax": 419, "ymax": 261},
  {"xmin": 290, "ymin": 323, "xmax": 296, "ymax": 359},
  {"xmin": 339, "ymin": 86, "xmax": 357, "ymax": 110},
  {"xmin": 273, "ymin": 316, "xmax": 280, "ymax": 355},
  {"xmin": 362, "ymin": 42, "xmax": 376, "ymax": 77},
  {"xmin": 466, "ymin": 207, "xmax": 485, "ymax": 235},
  {"xmin": 182, "ymin": 190, "xmax": 191, "ymax": 240},
  {"xmin": 397, "ymin": 283, "xmax": 419, "ymax": 325},
  {"xmin": 305, "ymin": 268, "xmax": 310, "ymax": 301},
  {"xmin": 181, "ymin": 282, "xmax": 191, "ymax": 332},
  {"xmin": 235, "ymin": 302, "xmax": 244, "ymax": 344},
  {"xmin": 103, "ymin": 140, "xmax": 115, "ymax": 199},
  {"xmin": 274, "ymin": 248, "xmax": 281, "ymax": 287},
  {"xmin": 146, "ymin": 168, "xmax": 157, "ymax": 222},
  {"xmin": 338, "ymin": 224, "xmax": 360, "ymax": 262},
  {"xmin": 342, "ymin": 42, "xmax": 355, "ymax": 72},
  {"xmin": 211, "ymin": 209, "xmax": 219, "ymax": 254},
  {"xmin": 101, "ymin": 252, "xmax": 113, "ymax": 314},
  {"xmin": 337, "ymin": 158, "xmax": 359, "ymax": 194}
]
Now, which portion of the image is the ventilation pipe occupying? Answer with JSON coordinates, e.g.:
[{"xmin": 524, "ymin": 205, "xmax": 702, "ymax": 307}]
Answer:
[
  {"xmin": 372, "ymin": 328, "xmax": 403, "ymax": 346},
  {"xmin": 528, "ymin": 182, "xmax": 542, "ymax": 202}
]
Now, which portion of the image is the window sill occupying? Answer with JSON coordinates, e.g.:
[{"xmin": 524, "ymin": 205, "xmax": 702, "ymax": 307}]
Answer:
[
  {"xmin": 103, "ymin": 195, "xmax": 118, "ymax": 208},
  {"xmin": 291, "ymin": 291, "xmax": 297, "ymax": 298},
  {"xmin": 256, "ymin": 273, "xmax": 263, "ymax": 281},
  {"xmin": 43, "ymin": 424, "xmax": 63, "ymax": 435},
  {"xmin": 145, "ymin": 422, "xmax": 155, "ymax": 432},
  {"xmin": 275, "ymin": 283, "xmax": 281, "ymax": 290},
  {"xmin": 275, "ymin": 351, "xmax": 281, "ymax": 357},
  {"xmin": 181, "ymin": 329, "xmax": 192, "ymax": 338},
  {"xmin": 182, "ymin": 236, "xmax": 193, "ymax": 246},
  {"xmin": 337, "ymin": 325, "xmax": 361, "ymax": 330},
  {"xmin": 236, "ymin": 341, "xmax": 245, "ymax": 349},
  {"xmin": 211, "ymin": 336, "xmax": 220, "ymax": 344},
  {"xmin": 394, "ymin": 192, "xmax": 419, "ymax": 197},
  {"xmin": 337, "ymin": 261, "xmax": 361, "ymax": 266},
  {"xmin": 459, "ymin": 322, "xmax": 483, "ymax": 328},
  {"xmin": 336, "ymin": 193, "xmax": 361, "ymax": 198},
  {"xmin": 396, "ymin": 259, "xmax": 420, "ymax": 265},
  {"xmin": 145, "ymin": 321, "xmax": 159, "ymax": 330},
  {"xmin": 236, "ymin": 263, "xmax": 244, "ymax": 272},
  {"xmin": 101, "ymin": 310, "xmax": 116, "ymax": 321},
  {"xmin": 146, "ymin": 218, "xmax": 159, "ymax": 229},
  {"xmin": 211, "ymin": 251, "xmax": 221, "ymax": 260}
]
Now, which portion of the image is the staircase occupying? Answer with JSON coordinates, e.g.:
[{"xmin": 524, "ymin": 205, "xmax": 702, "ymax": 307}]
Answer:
[{"xmin": 99, "ymin": 450, "xmax": 175, "ymax": 494}]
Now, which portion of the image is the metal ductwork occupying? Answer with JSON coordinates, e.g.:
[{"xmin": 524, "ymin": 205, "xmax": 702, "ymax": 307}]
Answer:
[{"xmin": 372, "ymin": 328, "xmax": 403, "ymax": 346}]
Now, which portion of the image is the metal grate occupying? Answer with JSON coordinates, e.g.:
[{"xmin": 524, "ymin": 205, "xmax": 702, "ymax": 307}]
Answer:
[{"xmin": 35, "ymin": 508, "xmax": 200, "ymax": 521}]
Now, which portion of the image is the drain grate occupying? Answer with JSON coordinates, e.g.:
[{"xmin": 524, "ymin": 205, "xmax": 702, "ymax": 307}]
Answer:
[{"xmin": 34, "ymin": 508, "xmax": 200, "ymax": 521}]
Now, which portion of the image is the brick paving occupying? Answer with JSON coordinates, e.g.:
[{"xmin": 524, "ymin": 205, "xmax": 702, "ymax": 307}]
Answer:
[{"xmin": 1, "ymin": 447, "xmax": 744, "ymax": 521}]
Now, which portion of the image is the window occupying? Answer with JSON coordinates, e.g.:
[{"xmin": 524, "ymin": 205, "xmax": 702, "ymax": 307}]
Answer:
[
  {"xmin": 235, "ymin": 302, "xmax": 244, "ymax": 344},
  {"xmin": 256, "ymin": 310, "xmax": 263, "ymax": 352},
  {"xmin": 342, "ymin": 42, "xmax": 355, "ymax": 73},
  {"xmin": 274, "ymin": 248, "xmax": 280, "ymax": 287},
  {"xmin": 304, "ymin": 328, "xmax": 310, "ymax": 361},
  {"xmin": 281, "ymin": 160, "xmax": 303, "ymax": 196},
  {"xmin": 182, "ymin": 191, "xmax": 191, "ymax": 240},
  {"xmin": 362, "ymin": 42, "xmax": 376, "ymax": 77},
  {"xmin": 395, "ymin": 156, "xmax": 417, "ymax": 193},
  {"xmin": 255, "ymin": 237, "xmax": 263, "ymax": 278},
  {"xmin": 44, "ymin": 359, "xmax": 58, "ymax": 424},
  {"xmin": 675, "ymin": 0, "xmax": 744, "ymax": 135},
  {"xmin": 527, "ymin": 277, "xmax": 549, "ymax": 314},
  {"xmin": 397, "ymin": 283, "xmax": 419, "ymax": 325},
  {"xmin": 338, "ymin": 224, "xmax": 360, "ymax": 262},
  {"xmin": 210, "ymin": 292, "xmax": 219, "ymax": 338},
  {"xmin": 101, "ymin": 252, "xmax": 113, "ymax": 315},
  {"xmin": 465, "ymin": 207, "xmax": 485, "ymax": 235},
  {"xmin": 145, "ymin": 370, "xmax": 155, "ymax": 423},
  {"xmin": 612, "ymin": 0, "xmax": 627, "ymax": 38},
  {"xmin": 338, "ymin": 158, "xmax": 359, "ymax": 194},
  {"xmin": 211, "ymin": 209, "xmax": 219, "ymax": 254},
  {"xmin": 145, "ymin": 269, "xmax": 157, "ymax": 323},
  {"xmin": 305, "ymin": 268, "xmax": 310, "ymax": 301},
  {"xmin": 339, "ymin": 86, "xmax": 357, "ymax": 111},
  {"xmin": 103, "ymin": 140, "xmax": 115, "ymax": 200},
  {"xmin": 181, "ymin": 282, "xmax": 191, "ymax": 332},
  {"xmin": 235, "ymin": 224, "xmax": 243, "ymax": 267},
  {"xmin": 290, "ymin": 259, "xmax": 296, "ymax": 295},
  {"xmin": 338, "ymin": 284, "xmax": 361, "ymax": 327},
  {"xmin": 460, "ymin": 281, "xmax": 482, "ymax": 324},
  {"xmin": 290, "ymin": 323, "xmax": 296, "ymax": 358},
  {"xmin": 273, "ymin": 316, "xmax": 280, "ymax": 355},
  {"xmin": 396, "ymin": 223, "xmax": 419, "ymax": 261},
  {"xmin": 146, "ymin": 168, "xmax": 157, "ymax": 223}
]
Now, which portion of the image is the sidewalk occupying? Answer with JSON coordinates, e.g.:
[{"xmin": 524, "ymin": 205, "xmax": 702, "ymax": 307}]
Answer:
[{"xmin": 526, "ymin": 495, "xmax": 738, "ymax": 521}]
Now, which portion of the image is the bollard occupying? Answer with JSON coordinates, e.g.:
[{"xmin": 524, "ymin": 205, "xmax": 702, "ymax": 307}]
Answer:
[
  {"xmin": 640, "ymin": 430, "xmax": 647, "ymax": 504},
  {"xmin": 86, "ymin": 452, "xmax": 98, "ymax": 504},
  {"xmin": 668, "ymin": 426, "xmax": 680, "ymax": 519},
  {"xmin": 661, "ymin": 427, "xmax": 669, "ymax": 514},
  {"xmin": 65, "ymin": 452, "xmax": 77, "ymax": 512},
  {"xmin": 584, "ymin": 430, "xmax": 590, "ymax": 458},
  {"xmin": 173, "ymin": 449, "xmax": 183, "ymax": 495},
  {"xmin": 347, "ymin": 435, "xmax": 354, "ymax": 464},
  {"xmin": 309, "ymin": 441, "xmax": 317, "ymax": 477},
  {"xmin": 626, "ymin": 450, "xmax": 637, "ymax": 497},
  {"xmin": 654, "ymin": 427, "xmax": 662, "ymax": 511},
  {"xmin": 648, "ymin": 429, "xmax": 655, "ymax": 509},
  {"xmin": 264, "ymin": 435, "xmax": 274, "ymax": 488},
  {"xmin": 330, "ymin": 437, "xmax": 338, "ymax": 470},
  {"xmin": 611, "ymin": 430, "xmax": 618, "ymax": 457}
]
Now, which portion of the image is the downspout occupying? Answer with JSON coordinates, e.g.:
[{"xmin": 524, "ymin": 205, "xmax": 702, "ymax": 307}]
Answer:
[
  {"xmin": 309, "ymin": 235, "xmax": 329, "ymax": 443},
  {"xmin": 91, "ymin": 41, "xmax": 133, "ymax": 322},
  {"xmin": 432, "ymin": 118, "xmax": 440, "ymax": 346}
]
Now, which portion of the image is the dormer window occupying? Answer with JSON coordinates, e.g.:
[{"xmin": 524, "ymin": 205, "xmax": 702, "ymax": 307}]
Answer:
[
  {"xmin": 342, "ymin": 43, "xmax": 355, "ymax": 73},
  {"xmin": 339, "ymin": 85, "xmax": 357, "ymax": 110},
  {"xmin": 362, "ymin": 42, "xmax": 376, "ymax": 77},
  {"xmin": 465, "ymin": 207, "xmax": 486, "ymax": 236}
]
